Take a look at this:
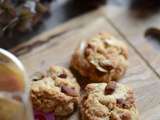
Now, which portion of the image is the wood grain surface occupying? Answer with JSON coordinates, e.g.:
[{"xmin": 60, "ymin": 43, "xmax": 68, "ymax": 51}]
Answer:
[
  {"xmin": 104, "ymin": 5, "xmax": 160, "ymax": 77},
  {"xmin": 12, "ymin": 6, "xmax": 160, "ymax": 120}
]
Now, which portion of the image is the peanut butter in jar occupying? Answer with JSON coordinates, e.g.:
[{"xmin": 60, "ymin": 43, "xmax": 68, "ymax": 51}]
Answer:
[{"xmin": 0, "ymin": 63, "xmax": 25, "ymax": 92}]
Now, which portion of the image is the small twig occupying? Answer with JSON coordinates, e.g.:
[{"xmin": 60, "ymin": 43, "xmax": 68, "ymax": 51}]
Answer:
[{"xmin": 2, "ymin": 17, "xmax": 18, "ymax": 31}]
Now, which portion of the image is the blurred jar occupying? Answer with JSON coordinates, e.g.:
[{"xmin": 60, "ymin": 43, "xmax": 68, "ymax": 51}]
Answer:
[{"xmin": 0, "ymin": 49, "xmax": 33, "ymax": 120}]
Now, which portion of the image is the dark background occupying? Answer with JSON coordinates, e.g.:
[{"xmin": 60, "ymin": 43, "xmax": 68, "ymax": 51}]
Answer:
[{"xmin": 0, "ymin": 0, "xmax": 160, "ymax": 49}]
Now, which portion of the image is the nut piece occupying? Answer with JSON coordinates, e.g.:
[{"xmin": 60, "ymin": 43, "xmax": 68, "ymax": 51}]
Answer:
[
  {"xmin": 105, "ymin": 82, "xmax": 116, "ymax": 95},
  {"xmin": 117, "ymin": 98, "xmax": 128, "ymax": 108},
  {"xmin": 116, "ymin": 98, "xmax": 133, "ymax": 109},
  {"xmin": 120, "ymin": 112, "xmax": 131, "ymax": 120},
  {"xmin": 58, "ymin": 73, "xmax": 67, "ymax": 78},
  {"xmin": 61, "ymin": 86, "xmax": 78, "ymax": 97},
  {"xmin": 99, "ymin": 60, "xmax": 114, "ymax": 71}
]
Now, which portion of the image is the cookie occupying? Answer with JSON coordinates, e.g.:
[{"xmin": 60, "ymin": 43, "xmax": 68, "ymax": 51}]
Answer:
[
  {"xmin": 81, "ymin": 82, "xmax": 139, "ymax": 120},
  {"xmin": 71, "ymin": 33, "xmax": 128, "ymax": 83},
  {"xmin": 30, "ymin": 66, "xmax": 80, "ymax": 116}
]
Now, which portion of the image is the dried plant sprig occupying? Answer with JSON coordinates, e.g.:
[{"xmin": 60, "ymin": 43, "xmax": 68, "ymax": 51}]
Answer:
[{"xmin": 0, "ymin": 0, "xmax": 53, "ymax": 34}]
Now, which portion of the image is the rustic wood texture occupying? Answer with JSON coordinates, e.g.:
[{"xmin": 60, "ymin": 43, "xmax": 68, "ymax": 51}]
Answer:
[
  {"xmin": 11, "ymin": 8, "xmax": 104, "ymax": 56},
  {"xmin": 11, "ymin": 6, "xmax": 160, "ymax": 120},
  {"xmin": 104, "ymin": 5, "xmax": 160, "ymax": 77}
]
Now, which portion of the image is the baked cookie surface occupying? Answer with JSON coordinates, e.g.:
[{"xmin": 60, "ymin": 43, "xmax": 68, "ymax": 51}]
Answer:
[
  {"xmin": 81, "ymin": 82, "xmax": 139, "ymax": 120},
  {"xmin": 30, "ymin": 66, "xmax": 80, "ymax": 116},
  {"xmin": 71, "ymin": 33, "xmax": 128, "ymax": 83}
]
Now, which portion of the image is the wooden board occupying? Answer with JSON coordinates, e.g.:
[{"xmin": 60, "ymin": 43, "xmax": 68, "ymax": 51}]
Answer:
[
  {"xmin": 104, "ymin": 5, "xmax": 160, "ymax": 77},
  {"xmin": 11, "ymin": 7, "xmax": 160, "ymax": 120}
]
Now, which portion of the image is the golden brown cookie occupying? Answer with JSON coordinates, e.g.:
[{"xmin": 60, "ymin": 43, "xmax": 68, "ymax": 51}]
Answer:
[
  {"xmin": 71, "ymin": 33, "xmax": 128, "ymax": 83},
  {"xmin": 30, "ymin": 66, "xmax": 80, "ymax": 116},
  {"xmin": 80, "ymin": 82, "xmax": 139, "ymax": 120}
]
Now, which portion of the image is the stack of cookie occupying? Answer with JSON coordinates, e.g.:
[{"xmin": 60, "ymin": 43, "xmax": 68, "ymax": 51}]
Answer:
[{"xmin": 30, "ymin": 33, "xmax": 139, "ymax": 120}]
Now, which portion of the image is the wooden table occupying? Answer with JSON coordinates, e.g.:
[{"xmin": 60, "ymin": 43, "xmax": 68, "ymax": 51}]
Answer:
[{"xmin": 11, "ymin": 5, "xmax": 160, "ymax": 120}]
